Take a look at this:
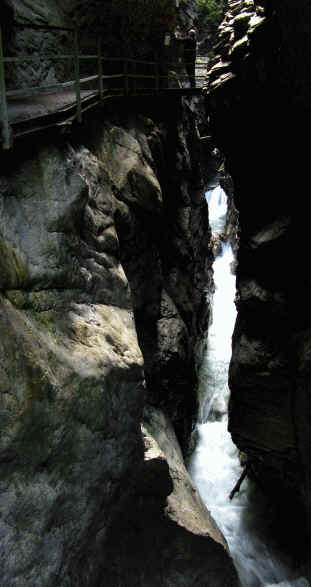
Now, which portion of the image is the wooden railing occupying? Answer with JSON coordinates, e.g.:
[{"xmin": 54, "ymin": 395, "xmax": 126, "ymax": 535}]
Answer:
[
  {"xmin": 0, "ymin": 24, "xmax": 10, "ymax": 149},
  {"xmin": 0, "ymin": 23, "xmax": 208, "ymax": 150}
]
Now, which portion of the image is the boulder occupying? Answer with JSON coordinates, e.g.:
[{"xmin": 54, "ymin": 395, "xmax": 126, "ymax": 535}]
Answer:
[
  {"xmin": 98, "ymin": 406, "xmax": 240, "ymax": 586},
  {"xmin": 206, "ymin": 0, "xmax": 311, "ymax": 567},
  {"xmin": 0, "ymin": 140, "xmax": 145, "ymax": 586}
]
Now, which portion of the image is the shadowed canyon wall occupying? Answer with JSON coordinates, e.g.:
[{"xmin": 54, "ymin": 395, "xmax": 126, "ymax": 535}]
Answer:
[
  {"xmin": 206, "ymin": 0, "xmax": 311, "ymax": 568},
  {"xmin": 9, "ymin": 0, "xmax": 311, "ymax": 582},
  {"xmin": 0, "ymin": 2, "xmax": 240, "ymax": 584},
  {"xmin": 0, "ymin": 26, "xmax": 238, "ymax": 581}
]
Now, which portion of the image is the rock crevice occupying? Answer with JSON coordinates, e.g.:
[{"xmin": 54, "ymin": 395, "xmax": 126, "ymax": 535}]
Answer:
[
  {"xmin": 0, "ymin": 92, "xmax": 236, "ymax": 584},
  {"xmin": 206, "ymin": 0, "xmax": 311, "ymax": 566}
]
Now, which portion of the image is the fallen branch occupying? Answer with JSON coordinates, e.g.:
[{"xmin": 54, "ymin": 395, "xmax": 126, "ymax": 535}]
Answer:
[{"xmin": 229, "ymin": 465, "xmax": 248, "ymax": 500}]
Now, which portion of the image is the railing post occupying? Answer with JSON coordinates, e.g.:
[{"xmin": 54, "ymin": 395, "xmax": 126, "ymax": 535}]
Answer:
[
  {"xmin": 154, "ymin": 58, "xmax": 159, "ymax": 93},
  {"xmin": 132, "ymin": 60, "xmax": 137, "ymax": 95},
  {"xmin": 124, "ymin": 58, "xmax": 129, "ymax": 96},
  {"xmin": 74, "ymin": 28, "xmax": 82, "ymax": 122},
  {"xmin": 97, "ymin": 37, "xmax": 103, "ymax": 99},
  {"xmin": 0, "ymin": 24, "xmax": 12, "ymax": 149}
]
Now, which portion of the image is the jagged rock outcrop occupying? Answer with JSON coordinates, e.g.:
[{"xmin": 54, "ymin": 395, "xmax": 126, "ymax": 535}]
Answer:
[
  {"xmin": 0, "ymin": 0, "xmax": 242, "ymax": 583},
  {"xmin": 80, "ymin": 97, "xmax": 214, "ymax": 450},
  {"xmin": 205, "ymin": 0, "xmax": 311, "ymax": 569},
  {"xmin": 0, "ymin": 90, "xmax": 230, "ymax": 583},
  {"xmin": 98, "ymin": 406, "xmax": 239, "ymax": 586},
  {"xmin": 2, "ymin": 0, "xmax": 196, "ymax": 91},
  {"xmin": 0, "ymin": 137, "xmax": 145, "ymax": 586},
  {"xmin": 3, "ymin": 0, "xmax": 73, "ymax": 89}
]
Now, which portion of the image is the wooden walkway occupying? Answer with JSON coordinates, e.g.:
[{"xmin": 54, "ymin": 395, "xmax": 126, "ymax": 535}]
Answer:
[
  {"xmin": 7, "ymin": 87, "xmax": 202, "ymax": 142},
  {"xmin": 0, "ymin": 23, "xmax": 207, "ymax": 150}
]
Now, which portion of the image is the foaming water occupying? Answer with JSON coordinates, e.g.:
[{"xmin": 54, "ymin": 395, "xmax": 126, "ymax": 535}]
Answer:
[
  {"xmin": 190, "ymin": 418, "xmax": 308, "ymax": 587},
  {"xmin": 189, "ymin": 186, "xmax": 309, "ymax": 587},
  {"xmin": 198, "ymin": 241, "xmax": 236, "ymax": 423},
  {"xmin": 206, "ymin": 185, "xmax": 228, "ymax": 234}
]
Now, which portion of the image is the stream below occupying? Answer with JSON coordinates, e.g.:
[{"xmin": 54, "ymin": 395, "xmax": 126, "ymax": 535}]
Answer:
[{"xmin": 188, "ymin": 186, "xmax": 309, "ymax": 587}]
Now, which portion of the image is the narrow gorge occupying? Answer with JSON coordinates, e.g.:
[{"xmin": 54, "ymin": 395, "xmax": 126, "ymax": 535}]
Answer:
[{"xmin": 1, "ymin": 0, "xmax": 311, "ymax": 585}]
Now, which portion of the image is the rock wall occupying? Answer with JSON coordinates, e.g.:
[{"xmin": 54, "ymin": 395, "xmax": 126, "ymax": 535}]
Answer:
[
  {"xmin": 2, "ymin": 0, "xmax": 196, "ymax": 90},
  {"xmin": 81, "ymin": 96, "xmax": 214, "ymax": 450},
  {"xmin": 3, "ymin": 0, "xmax": 73, "ymax": 89},
  {"xmin": 205, "ymin": 0, "xmax": 311, "ymax": 567},
  {"xmin": 97, "ymin": 405, "xmax": 239, "ymax": 586},
  {"xmin": 0, "ymin": 132, "xmax": 145, "ymax": 586},
  {"xmin": 0, "ymin": 1, "xmax": 244, "ymax": 582},
  {"xmin": 0, "ymin": 89, "xmax": 239, "ymax": 583}
]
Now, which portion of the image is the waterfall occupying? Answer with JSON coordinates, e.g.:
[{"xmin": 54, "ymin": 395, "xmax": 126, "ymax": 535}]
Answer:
[{"xmin": 188, "ymin": 186, "xmax": 309, "ymax": 587}]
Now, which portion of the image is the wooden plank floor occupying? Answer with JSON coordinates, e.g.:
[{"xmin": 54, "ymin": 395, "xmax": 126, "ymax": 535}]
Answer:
[{"xmin": 5, "ymin": 86, "xmax": 202, "ymax": 142}]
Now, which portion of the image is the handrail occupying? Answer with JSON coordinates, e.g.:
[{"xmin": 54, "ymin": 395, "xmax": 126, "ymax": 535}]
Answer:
[
  {"xmin": 5, "ymin": 72, "xmax": 206, "ymax": 99},
  {"xmin": 0, "ymin": 25, "xmax": 11, "ymax": 149},
  {"xmin": 12, "ymin": 23, "xmax": 74, "ymax": 32},
  {"xmin": 0, "ymin": 22, "xmax": 205, "ymax": 149},
  {"xmin": 3, "ymin": 55, "xmax": 209, "ymax": 66},
  {"xmin": 73, "ymin": 28, "xmax": 81, "ymax": 122}
]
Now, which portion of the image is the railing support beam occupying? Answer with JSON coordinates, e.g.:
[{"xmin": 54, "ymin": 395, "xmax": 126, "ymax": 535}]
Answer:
[
  {"xmin": 97, "ymin": 38, "xmax": 104, "ymax": 99},
  {"xmin": 154, "ymin": 59, "xmax": 159, "ymax": 93},
  {"xmin": 132, "ymin": 60, "xmax": 137, "ymax": 95},
  {"xmin": 74, "ymin": 28, "xmax": 82, "ymax": 122},
  {"xmin": 124, "ymin": 59, "xmax": 129, "ymax": 95},
  {"xmin": 0, "ymin": 25, "xmax": 12, "ymax": 149}
]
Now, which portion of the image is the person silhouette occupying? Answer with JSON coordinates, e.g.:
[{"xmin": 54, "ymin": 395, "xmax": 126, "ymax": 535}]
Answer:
[{"xmin": 184, "ymin": 27, "xmax": 197, "ymax": 88}]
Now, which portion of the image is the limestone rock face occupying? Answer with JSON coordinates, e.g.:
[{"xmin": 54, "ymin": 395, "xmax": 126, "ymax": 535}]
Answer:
[
  {"xmin": 89, "ymin": 98, "xmax": 213, "ymax": 451},
  {"xmin": 1, "ymin": 0, "xmax": 226, "ymax": 584},
  {"xmin": 0, "ymin": 93, "xmax": 215, "ymax": 584},
  {"xmin": 3, "ymin": 0, "xmax": 196, "ymax": 91},
  {"xmin": 3, "ymin": 0, "xmax": 72, "ymax": 90},
  {"xmin": 0, "ymin": 140, "xmax": 145, "ymax": 586},
  {"xmin": 206, "ymin": 0, "xmax": 311, "ymax": 564},
  {"xmin": 98, "ymin": 406, "xmax": 239, "ymax": 586}
]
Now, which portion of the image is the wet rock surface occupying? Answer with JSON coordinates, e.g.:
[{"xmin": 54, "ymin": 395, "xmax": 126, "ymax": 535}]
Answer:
[
  {"xmin": 93, "ymin": 98, "xmax": 214, "ymax": 451},
  {"xmin": 3, "ymin": 0, "xmax": 194, "ymax": 92},
  {"xmin": 0, "ymin": 94, "xmax": 217, "ymax": 584},
  {"xmin": 205, "ymin": 0, "xmax": 311, "ymax": 568},
  {"xmin": 1, "ymin": 1, "xmax": 235, "ymax": 584},
  {"xmin": 0, "ymin": 138, "xmax": 145, "ymax": 586},
  {"xmin": 98, "ymin": 406, "xmax": 239, "ymax": 587}
]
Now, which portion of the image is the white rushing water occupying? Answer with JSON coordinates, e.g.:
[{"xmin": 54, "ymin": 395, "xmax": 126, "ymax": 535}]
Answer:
[{"xmin": 189, "ymin": 186, "xmax": 309, "ymax": 587}]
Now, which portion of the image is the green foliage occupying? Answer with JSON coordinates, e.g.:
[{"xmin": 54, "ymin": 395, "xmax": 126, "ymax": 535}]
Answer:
[{"xmin": 196, "ymin": 0, "xmax": 225, "ymax": 26}]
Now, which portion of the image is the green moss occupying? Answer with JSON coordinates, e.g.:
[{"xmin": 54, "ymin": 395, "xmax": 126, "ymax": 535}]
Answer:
[
  {"xmin": 6, "ymin": 290, "xmax": 28, "ymax": 308},
  {"xmin": 0, "ymin": 236, "xmax": 30, "ymax": 289},
  {"xmin": 31, "ymin": 310, "xmax": 64, "ymax": 344}
]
